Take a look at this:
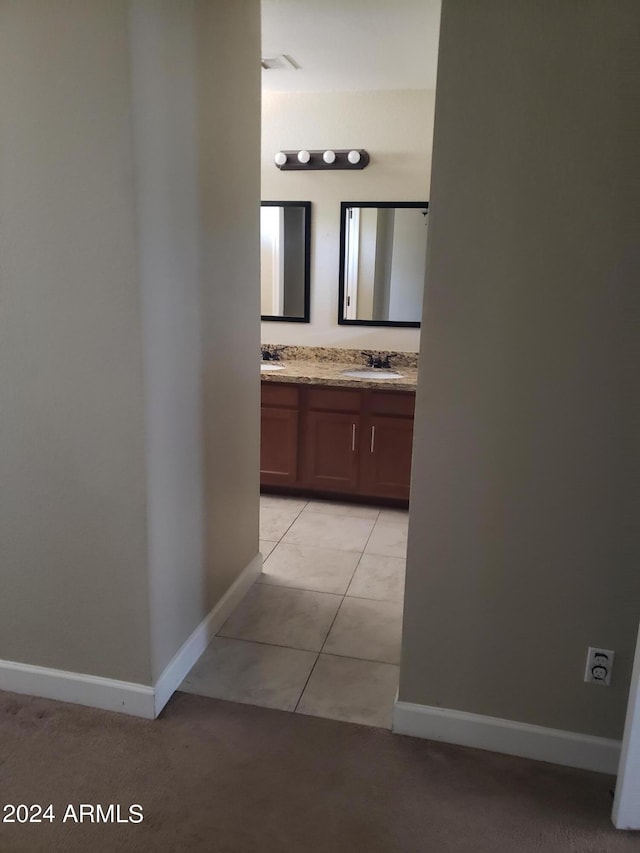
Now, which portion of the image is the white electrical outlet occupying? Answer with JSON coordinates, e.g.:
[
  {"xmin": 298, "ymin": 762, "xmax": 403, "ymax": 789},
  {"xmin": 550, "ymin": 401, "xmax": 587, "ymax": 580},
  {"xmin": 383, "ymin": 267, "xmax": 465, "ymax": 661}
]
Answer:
[{"xmin": 584, "ymin": 647, "xmax": 614, "ymax": 686}]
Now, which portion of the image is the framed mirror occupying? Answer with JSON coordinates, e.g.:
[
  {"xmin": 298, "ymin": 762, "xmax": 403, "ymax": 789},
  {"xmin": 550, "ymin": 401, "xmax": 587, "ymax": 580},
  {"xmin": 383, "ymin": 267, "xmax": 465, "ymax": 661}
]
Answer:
[
  {"xmin": 338, "ymin": 201, "xmax": 428, "ymax": 327},
  {"xmin": 261, "ymin": 201, "xmax": 311, "ymax": 322}
]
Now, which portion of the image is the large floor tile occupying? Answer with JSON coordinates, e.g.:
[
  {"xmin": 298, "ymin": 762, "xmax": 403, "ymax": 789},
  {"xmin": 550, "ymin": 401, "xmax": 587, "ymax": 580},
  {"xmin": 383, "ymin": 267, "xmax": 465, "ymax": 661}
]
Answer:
[
  {"xmin": 260, "ymin": 495, "xmax": 308, "ymax": 513},
  {"xmin": 323, "ymin": 597, "xmax": 403, "ymax": 664},
  {"xmin": 346, "ymin": 553, "xmax": 406, "ymax": 603},
  {"xmin": 259, "ymin": 505, "xmax": 302, "ymax": 542},
  {"xmin": 365, "ymin": 520, "xmax": 409, "ymax": 558},
  {"xmin": 218, "ymin": 583, "xmax": 342, "ymax": 652},
  {"xmin": 303, "ymin": 499, "xmax": 380, "ymax": 520},
  {"xmin": 179, "ymin": 637, "xmax": 316, "ymax": 712},
  {"xmin": 296, "ymin": 654, "xmax": 399, "ymax": 728},
  {"xmin": 378, "ymin": 508, "xmax": 409, "ymax": 526},
  {"xmin": 258, "ymin": 543, "xmax": 360, "ymax": 595},
  {"xmin": 259, "ymin": 540, "xmax": 277, "ymax": 560},
  {"xmin": 282, "ymin": 511, "xmax": 375, "ymax": 552}
]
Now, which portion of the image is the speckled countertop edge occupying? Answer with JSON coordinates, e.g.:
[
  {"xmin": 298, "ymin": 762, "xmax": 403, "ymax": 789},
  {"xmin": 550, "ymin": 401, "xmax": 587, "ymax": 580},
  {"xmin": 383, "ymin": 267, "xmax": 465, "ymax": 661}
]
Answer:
[{"xmin": 260, "ymin": 358, "xmax": 418, "ymax": 392}]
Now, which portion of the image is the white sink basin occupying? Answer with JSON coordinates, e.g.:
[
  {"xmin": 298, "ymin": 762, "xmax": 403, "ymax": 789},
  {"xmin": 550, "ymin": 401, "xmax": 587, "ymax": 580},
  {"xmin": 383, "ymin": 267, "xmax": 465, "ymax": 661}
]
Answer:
[
  {"xmin": 341, "ymin": 368, "xmax": 403, "ymax": 380},
  {"xmin": 261, "ymin": 362, "xmax": 285, "ymax": 372}
]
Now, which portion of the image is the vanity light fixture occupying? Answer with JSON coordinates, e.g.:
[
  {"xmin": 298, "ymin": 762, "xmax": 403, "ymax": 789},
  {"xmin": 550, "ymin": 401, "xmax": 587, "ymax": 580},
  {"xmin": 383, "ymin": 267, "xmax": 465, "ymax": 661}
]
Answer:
[{"xmin": 274, "ymin": 149, "xmax": 370, "ymax": 171}]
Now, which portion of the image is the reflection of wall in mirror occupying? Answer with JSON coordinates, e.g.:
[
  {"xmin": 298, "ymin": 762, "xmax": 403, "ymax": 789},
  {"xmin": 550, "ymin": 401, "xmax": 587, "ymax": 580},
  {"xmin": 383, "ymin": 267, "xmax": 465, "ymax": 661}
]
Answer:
[
  {"xmin": 388, "ymin": 209, "xmax": 427, "ymax": 322},
  {"xmin": 373, "ymin": 209, "xmax": 395, "ymax": 320},
  {"xmin": 355, "ymin": 208, "xmax": 427, "ymax": 322},
  {"xmin": 282, "ymin": 207, "xmax": 305, "ymax": 318}
]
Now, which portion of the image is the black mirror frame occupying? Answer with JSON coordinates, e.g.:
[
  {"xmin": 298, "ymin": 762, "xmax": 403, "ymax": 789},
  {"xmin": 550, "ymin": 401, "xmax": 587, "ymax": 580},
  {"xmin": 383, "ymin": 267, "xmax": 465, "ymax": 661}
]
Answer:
[
  {"xmin": 261, "ymin": 200, "xmax": 311, "ymax": 323},
  {"xmin": 337, "ymin": 200, "xmax": 428, "ymax": 328}
]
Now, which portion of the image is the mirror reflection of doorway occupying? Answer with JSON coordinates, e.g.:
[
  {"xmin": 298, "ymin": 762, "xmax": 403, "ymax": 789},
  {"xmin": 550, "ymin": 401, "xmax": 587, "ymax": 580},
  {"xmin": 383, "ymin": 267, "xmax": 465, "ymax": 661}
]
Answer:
[
  {"xmin": 260, "ymin": 201, "xmax": 311, "ymax": 323},
  {"xmin": 260, "ymin": 205, "xmax": 285, "ymax": 317},
  {"xmin": 340, "ymin": 202, "xmax": 428, "ymax": 327}
]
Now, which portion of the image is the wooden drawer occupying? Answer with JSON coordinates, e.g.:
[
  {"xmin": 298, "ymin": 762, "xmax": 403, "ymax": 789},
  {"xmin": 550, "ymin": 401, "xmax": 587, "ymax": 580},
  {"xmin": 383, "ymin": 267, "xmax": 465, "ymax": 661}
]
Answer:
[
  {"xmin": 261, "ymin": 383, "xmax": 299, "ymax": 408},
  {"xmin": 368, "ymin": 391, "xmax": 415, "ymax": 417},
  {"xmin": 306, "ymin": 387, "xmax": 361, "ymax": 413}
]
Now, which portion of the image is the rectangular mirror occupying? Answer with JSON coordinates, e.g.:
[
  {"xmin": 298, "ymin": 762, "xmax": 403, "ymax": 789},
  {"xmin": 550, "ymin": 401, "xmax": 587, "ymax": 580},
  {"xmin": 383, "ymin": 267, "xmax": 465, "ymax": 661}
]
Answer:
[
  {"xmin": 261, "ymin": 201, "xmax": 311, "ymax": 322},
  {"xmin": 338, "ymin": 201, "xmax": 428, "ymax": 327}
]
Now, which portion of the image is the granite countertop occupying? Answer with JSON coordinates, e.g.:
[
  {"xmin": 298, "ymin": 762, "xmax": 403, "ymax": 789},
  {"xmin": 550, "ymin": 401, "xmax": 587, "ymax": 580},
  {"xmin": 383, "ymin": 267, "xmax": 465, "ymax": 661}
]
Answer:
[{"xmin": 260, "ymin": 346, "xmax": 418, "ymax": 392}]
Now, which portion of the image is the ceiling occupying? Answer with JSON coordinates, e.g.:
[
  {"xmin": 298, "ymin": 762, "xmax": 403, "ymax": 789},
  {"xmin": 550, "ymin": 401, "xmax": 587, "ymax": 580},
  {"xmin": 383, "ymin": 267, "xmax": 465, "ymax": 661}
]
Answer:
[{"xmin": 261, "ymin": 0, "xmax": 442, "ymax": 93}]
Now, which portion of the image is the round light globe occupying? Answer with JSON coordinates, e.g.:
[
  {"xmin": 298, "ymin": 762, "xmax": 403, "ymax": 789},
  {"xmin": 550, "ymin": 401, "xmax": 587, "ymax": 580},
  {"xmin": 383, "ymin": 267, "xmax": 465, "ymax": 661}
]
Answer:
[
  {"xmin": 323, "ymin": 150, "xmax": 336, "ymax": 165},
  {"xmin": 274, "ymin": 151, "xmax": 287, "ymax": 167},
  {"xmin": 297, "ymin": 150, "xmax": 311, "ymax": 164},
  {"xmin": 347, "ymin": 150, "xmax": 361, "ymax": 165}
]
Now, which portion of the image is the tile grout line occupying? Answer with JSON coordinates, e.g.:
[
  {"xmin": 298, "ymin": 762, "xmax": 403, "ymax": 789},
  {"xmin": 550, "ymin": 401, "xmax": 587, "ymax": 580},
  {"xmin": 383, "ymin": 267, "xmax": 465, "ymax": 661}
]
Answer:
[
  {"xmin": 260, "ymin": 497, "xmax": 309, "ymax": 549},
  {"xmin": 216, "ymin": 634, "xmax": 326, "ymax": 656},
  {"xmin": 292, "ymin": 652, "xmax": 321, "ymax": 713},
  {"xmin": 254, "ymin": 580, "xmax": 403, "ymax": 606},
  {"xmin": 185, "ymin": 497, "xmax": 402, "ymax": 724},
  {"xmin": 254, "ymin": 498, "xmax": 402, "ymax": 714},
  {"xmin": 221, "ymin": 497, "xmax": 308, "ymax": 640},
  {"xmin": 286, "ymin": 503, "xmax": 377, "ymax": 713},
  {"xmin": 342, "ymin": 509, "xmax": 380, "ymax": 595},
  {"xmin": 315, "ymin": 514, "xmax": 381, "ymax": 660},
  {"xmin": 318, "ymin": 511, "xmax": 402, "ymax": 672},
  {"xmin": 316, "ymin": 598, "xmax": 346, "ymax": 660},
  {"xmin": 320, "ymin": 651, "xmax": 400, "ymax": 668},
  {"xmin": 217, "ymin": 599, "xmax": 402, "ymax": 663},
  {"xmin": 184, "ymin": 634, "xmax": 398, "ymax": 684}
]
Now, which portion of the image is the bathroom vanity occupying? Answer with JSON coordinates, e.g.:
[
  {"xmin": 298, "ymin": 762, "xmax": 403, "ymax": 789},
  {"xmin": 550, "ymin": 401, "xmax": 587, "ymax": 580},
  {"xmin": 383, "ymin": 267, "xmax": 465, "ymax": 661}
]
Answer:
[{"xmin": 260, "ymin": 348, "xmax": 417, "ymax": 505}]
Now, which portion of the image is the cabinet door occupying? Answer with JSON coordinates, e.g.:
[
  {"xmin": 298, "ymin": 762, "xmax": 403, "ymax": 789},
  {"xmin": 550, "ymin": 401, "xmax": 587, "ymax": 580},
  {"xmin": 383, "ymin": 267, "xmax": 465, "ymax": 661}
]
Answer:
[
  {"xmin": 303, "ymin": 411, "xmax": 360, "ymax": 493},
  {"xmin": 361, "ymin": 415, "xmax": 414, "ymax": 500},
  {"xmin": 260, "ymin": 407, "xmax": 299, "ymax": 486}
]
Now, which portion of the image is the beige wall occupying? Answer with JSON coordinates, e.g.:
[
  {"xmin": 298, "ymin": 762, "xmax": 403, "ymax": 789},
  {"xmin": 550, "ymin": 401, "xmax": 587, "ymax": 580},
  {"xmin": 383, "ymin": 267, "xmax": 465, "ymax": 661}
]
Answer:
[
  {"xmin": 197, "ymin": 0, "xmax": 261, "ymax": 621},
  {"xmin": 0, "ymin": 0, "xmax": 152, "ymax": 683},
  {"xmin": 129, "ymin": 0, "xmax": 206, "ymax": 681},
  {"xmin": 401, "ymin": 0, "xmax": 640, "ymax": 739},
  {"xmin": 130, "ymin": 0, "xmax": 260, "ymax": 683},
  {"xmin": 0, "ymin": 0, "xmax": 260, "ymax": 688},
  {"xmin": 261, "ymin": 89, "xmax": 434, "ymax": 352}
]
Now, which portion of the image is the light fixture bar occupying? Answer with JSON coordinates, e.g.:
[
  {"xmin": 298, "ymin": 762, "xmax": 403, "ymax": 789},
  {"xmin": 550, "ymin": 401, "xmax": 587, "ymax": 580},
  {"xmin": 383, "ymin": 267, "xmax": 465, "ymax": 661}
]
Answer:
[{"xmin": 274, "ymin": 149, "xmax": 370, "ymax": 171}]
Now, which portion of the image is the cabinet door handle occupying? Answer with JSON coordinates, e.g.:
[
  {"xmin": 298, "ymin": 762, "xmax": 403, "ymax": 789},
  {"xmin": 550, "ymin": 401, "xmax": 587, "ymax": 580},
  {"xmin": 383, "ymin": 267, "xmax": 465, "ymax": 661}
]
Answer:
[
  {"xmin": 351, "ymin": 423, "xmax": 356, "ymax": 452},
  {"xmin": 370, "ymin": 425, "xmax": 376, "ymax": 453}
]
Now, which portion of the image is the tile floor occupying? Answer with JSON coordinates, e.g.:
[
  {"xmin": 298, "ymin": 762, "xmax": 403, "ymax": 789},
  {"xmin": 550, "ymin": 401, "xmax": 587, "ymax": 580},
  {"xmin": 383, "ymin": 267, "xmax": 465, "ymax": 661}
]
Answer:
[{"xmin": 179, "ymin": 495, "xmax": 408, "ymax": 729}]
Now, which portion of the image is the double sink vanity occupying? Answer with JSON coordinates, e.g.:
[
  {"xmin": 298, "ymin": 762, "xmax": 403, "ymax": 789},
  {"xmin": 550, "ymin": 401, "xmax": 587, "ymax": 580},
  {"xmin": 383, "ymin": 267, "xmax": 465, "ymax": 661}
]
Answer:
[
  {"xmin": 260, "ymin": 347, "xmax": 418, "ymax": 505},
  {"xmin": 260, "ymin": 198, "xmax": 425, "ymax": 505}
]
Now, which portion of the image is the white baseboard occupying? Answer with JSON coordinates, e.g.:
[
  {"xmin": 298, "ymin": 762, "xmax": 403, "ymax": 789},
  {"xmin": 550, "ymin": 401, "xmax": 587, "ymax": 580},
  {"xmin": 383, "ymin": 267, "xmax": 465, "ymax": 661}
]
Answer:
[
  {"xmin": 393, "ymin": 700, "xmax": 621, "ymax": 775},
  {"xmin": 153, "ymin": 552, "xmax": 262, "ymax": 716},
  {"xmin": 0, "ymin": 552, "xmax": 262, "ymax": 721},
  {"xmin": 0, "ymin": 659, "xmax": 155, "ymax": 718}
]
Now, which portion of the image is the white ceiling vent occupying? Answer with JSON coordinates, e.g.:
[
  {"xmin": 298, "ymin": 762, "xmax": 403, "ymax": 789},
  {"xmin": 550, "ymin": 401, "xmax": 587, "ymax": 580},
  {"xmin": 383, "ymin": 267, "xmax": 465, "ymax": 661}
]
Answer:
[{"xmin": 261, "ymin": 54, "xmax": 299, "ymax": 71}]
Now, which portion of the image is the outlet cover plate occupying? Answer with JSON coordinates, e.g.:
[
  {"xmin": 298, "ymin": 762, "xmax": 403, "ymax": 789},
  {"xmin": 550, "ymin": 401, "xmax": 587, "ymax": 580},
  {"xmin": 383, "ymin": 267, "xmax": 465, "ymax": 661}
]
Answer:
[{"xmin": 584, "ymin": 647, "xmax": 615, "ymax": 686}]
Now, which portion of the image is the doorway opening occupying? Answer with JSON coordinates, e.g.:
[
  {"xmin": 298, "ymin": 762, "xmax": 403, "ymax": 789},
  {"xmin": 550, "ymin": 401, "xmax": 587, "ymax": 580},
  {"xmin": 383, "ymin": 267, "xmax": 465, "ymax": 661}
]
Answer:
[{"xmin": 180, "ymin": 0, "xmax": 441, "ymax": 730}]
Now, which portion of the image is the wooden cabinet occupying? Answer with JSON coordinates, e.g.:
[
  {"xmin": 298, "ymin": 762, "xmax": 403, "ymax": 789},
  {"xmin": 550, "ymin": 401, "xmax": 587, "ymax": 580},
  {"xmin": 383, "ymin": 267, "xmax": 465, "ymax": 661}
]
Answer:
[
  {"xmin": 359, "ymin": 390, "xmax": 415, "ymax": 500},
  {"xmin": 303, "ymin": 387, "xmax": 360, "ymax": 493},
  {"xmin": 359, "ymin": 415, "xmax": 414, "ymax": 500},
  {"xmin": 260, "ymin": 384, "xmax": 300, "ymax": 486},
  {"xmin": 304, "ymin": 411, "xmax": 361, "ymax": 493},
  {"xmin": 260, "ymin": 382, "xmax": 415, "ymax": 504}
]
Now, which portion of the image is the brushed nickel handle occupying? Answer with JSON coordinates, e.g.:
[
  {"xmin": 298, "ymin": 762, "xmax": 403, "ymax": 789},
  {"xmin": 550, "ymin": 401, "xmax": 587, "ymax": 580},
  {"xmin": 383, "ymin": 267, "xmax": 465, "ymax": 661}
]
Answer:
[
  {"xmin": 370, "ymin": 425, "xmax": 376, "ymax": 453},
  {"xmin": 351, "ymin": 423, "xmax": 356, "ymax": 452}
]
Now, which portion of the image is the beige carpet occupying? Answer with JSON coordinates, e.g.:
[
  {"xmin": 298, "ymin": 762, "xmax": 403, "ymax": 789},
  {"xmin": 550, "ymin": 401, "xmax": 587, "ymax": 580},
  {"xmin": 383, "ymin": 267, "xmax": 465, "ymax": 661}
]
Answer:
[{"xmin": 0, "ymin": 689, "xmax": 635, "ymax": 853}]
